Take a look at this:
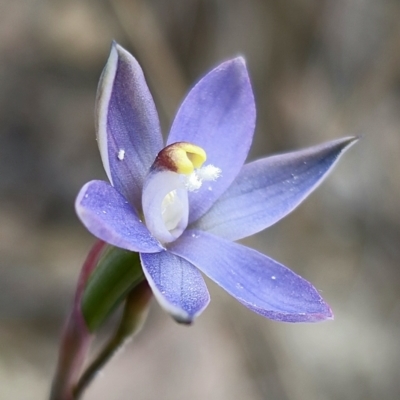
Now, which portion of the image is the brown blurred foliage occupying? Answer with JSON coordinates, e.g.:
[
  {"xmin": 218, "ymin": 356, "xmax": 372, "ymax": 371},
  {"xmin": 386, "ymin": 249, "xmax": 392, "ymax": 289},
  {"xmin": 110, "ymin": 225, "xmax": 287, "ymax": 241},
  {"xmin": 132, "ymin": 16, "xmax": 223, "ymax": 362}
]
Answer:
[{"xmin": 1, "ymin": 0, "xmax": 400, "ymax": 399}]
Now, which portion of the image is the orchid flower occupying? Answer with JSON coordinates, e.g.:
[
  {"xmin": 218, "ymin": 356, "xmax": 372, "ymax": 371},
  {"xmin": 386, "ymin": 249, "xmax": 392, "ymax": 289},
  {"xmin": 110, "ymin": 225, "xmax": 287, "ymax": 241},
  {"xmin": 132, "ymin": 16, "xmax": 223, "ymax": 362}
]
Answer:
[{"xmin": 75, "ymin": 42, "xmax": 356, "ymax": 325}]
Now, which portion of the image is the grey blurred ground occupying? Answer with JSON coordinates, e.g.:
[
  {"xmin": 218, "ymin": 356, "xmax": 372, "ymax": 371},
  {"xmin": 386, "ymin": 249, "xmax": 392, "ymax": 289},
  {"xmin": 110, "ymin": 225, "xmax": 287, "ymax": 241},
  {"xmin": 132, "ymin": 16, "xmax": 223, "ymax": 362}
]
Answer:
[{"xmin": 1, "ymin": 0, "xmax": 400, "ymax": 399}]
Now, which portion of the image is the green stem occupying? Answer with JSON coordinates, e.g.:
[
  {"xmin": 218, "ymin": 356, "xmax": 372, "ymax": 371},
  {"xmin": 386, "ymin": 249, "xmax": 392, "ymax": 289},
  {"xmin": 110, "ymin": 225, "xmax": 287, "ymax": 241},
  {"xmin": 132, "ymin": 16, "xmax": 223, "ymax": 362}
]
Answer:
[
  {"xmin": 50, "ymin": 240, "xmax": 107, "ymax": 400},
  {"xmin": 73, "ymin": 281, "xmax": 152, "ymax": 399}
]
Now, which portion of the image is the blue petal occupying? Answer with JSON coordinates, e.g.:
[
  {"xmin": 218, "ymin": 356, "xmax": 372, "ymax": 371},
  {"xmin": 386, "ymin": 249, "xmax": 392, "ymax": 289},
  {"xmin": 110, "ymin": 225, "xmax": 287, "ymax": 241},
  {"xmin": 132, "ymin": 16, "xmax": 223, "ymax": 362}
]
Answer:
[
  {"xmin": 76, "ymin": 180, "xmax": 163, "ymax": 253},
  {"xmin": 167, "ymin": 58, "xmax": 256, "ymax": 223},
  {"xmin": 169, "ymin": 230, "xmax": 333, "ymax": 323},
  {"xmin": 140, "ymin": 251, "xmax": 210, "ymax": 323},
  {"xmin": 96, "ymin": 42, "xmax": 163, "ymax": 211},
  {"xmin": 194, "ymin": 137, "xmax": 357, "ymax": 241}
]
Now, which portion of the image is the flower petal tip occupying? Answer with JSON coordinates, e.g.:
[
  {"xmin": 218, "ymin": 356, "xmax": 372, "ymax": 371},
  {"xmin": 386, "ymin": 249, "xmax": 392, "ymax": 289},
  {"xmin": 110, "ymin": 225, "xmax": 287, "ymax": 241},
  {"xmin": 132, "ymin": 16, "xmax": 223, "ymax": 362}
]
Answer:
[
  {"xmin": 341, "ymin": 135, "xmax": 359, "ymax": 148},
  {"xmin": 169, "ymin": 303, "xmax": 209, "ymax": 325},
  {"xmin": 235, "ymin": 56, "xmax": 247, "ymax": 67},
  {"xmin": 304, "ymin": 302, "xmax": 334, "ymax": 323},
  {"xmin": 112, "ymin": 41, "xmax": 131, "ymax": 60},
  {"xmin": 293, "ymin": 295, "xmax": 334, "ymax": 323},
  {"xmin": 164, "ymin": 299, "xmax": 209, "ymax": 326},
  {"xmin": 323, "ymin": 304, "xmax": 334, "ymax": 321},
  {"xmin": 250, "ymin": 302, "xmax": 334, "ymax": 324},
  {"xmin": 109, "ymin": 41, "xmax": 141, "ymax": 72},
  {"xmin": 326, "ymin": 313, "xmax": 334, "ymax": 321},
  {"xmin": 273, "ymin": 307, "xmax": 334, "ymax": 324},
  {"xmin": 165, "ymin": 306, "xmax": 203, "ymax": 326},
  {"xmin": 217, "ymin": 56, "xmax": 249, "ymax": 77},
  {"xmin": 110, "ymin": 39, "xmax": 118, "ymax": 52},
  {"xmin": 172, "ymin": 315, "xmax": 194, "ymax": 326},
  {"xmin": 331, "ymin": 136, "xmax": 359, "ymax": 158},
  {"xmin": 329, "ymin": 135, "xmax": 358, "ymax": 161}
]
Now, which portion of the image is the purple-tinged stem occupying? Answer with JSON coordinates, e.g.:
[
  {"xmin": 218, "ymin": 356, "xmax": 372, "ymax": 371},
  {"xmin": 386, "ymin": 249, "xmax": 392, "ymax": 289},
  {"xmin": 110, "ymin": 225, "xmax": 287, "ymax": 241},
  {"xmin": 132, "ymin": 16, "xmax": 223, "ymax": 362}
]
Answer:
[{"xmin": 50, "ymin": 240, "xmax": 107, "ymax": 400}]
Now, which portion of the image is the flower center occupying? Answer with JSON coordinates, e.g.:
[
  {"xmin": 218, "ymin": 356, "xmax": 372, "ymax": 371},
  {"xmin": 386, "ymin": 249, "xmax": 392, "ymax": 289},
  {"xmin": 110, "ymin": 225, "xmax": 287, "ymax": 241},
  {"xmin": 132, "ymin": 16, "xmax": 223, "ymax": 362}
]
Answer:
[
  {"xmin": 161, "ymin": 190, "xmax": 185, "ymax": 231},
  {"xmin": 142, "ymin": 142, "xmax": 221, "ymax": 244}
]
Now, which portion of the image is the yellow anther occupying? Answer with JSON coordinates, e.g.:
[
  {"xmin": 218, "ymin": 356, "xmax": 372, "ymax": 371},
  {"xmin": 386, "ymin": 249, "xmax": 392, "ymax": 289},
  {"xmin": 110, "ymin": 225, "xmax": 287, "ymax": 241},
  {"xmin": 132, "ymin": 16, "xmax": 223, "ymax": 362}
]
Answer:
[
  {"xmin": 172, "ymin": 143, "xmax": 206, "ymax": 174},
  {"xmin": 154, "ymin": 142, "xmax": 207, "ymax": 175}
]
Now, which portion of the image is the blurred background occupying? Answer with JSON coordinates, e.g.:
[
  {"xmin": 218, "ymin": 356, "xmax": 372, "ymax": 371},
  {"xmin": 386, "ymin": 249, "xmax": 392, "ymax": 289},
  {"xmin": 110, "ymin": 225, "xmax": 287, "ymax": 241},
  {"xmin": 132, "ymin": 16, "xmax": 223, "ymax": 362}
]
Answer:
[{"xmin": 1, "ymin": 0, "xmax": 399, "ymax": 399}]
